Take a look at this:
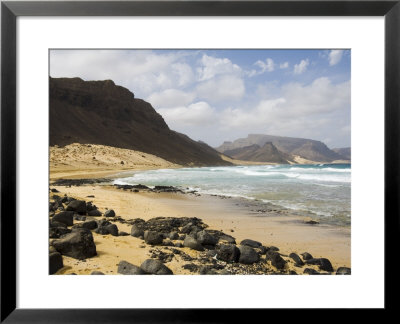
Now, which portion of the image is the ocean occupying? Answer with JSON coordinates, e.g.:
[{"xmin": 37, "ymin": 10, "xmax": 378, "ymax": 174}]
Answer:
[{"xmin": 113, "ymin": 164, "xmax": 351, "ymax": 226}]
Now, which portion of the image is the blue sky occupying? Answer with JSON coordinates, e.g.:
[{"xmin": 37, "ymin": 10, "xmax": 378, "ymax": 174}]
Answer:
[{"xmin": 50, "ymin": 49, "xmax": 351, "ymax": 148}]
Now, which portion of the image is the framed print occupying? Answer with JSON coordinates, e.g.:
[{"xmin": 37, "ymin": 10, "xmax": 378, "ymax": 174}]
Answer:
[{"xmin": 1, "ymin": 0, "xmax": 399, "ymax": 321}]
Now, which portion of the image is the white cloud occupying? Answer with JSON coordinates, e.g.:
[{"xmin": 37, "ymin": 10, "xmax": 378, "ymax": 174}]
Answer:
[
  {"xmin": 280, "ymin": 62, "xmax": 289, "ymax": 69},
  {"xmin": 247, "ymin": 58, "xmax": 275, "ymax": 77},
  {"xmin": 293, "ymin": 59, "xmax": 309, "ymax": 74},
  {"xmin": 157, "ymin": 102, "xmax": 216, "ymax": 127},
  {"xmin": 329, "ymin": 50, "xmax": 344, "ymax": 66},
  {"xmin": 196, "ymin": 75, "xmax": 245, "ymax": 103},
  {"xmin": 146, "ymin": 89, "xmax": 195, "ymax": 108},
  {"xmin": 50, "ymin": 50, "xmax": 195, "ymax": 97},
  {"xmin": 197, "ymin": 54, "xmax": 241, "ymax": 81},
  {"xmin": 219, "ymin": 77, "xmax": 350, "ymax": 138}
]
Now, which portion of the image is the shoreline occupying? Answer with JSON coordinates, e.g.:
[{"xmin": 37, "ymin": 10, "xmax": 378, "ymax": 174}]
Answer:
[{"xmin": 49, "ymin": 180, "xmax": 351, "ymax": 274}]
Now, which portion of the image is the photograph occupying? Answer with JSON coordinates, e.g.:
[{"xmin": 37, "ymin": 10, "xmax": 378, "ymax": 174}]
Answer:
[{"xmin": 48, "ymin": 49, "xmax": 351, "ymax": 276}]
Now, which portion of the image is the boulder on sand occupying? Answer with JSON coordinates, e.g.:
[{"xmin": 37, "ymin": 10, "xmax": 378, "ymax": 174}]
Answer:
[
  {"xmin": 52, "ymin": 211, "xmax": 74, "ymax": 226},
  {"xmin": 140, "ymin": 259, "xmax": 173, "ymax": 275},
  {"xmin": 104, "ymin": 209, "xmax": 116, "ymax": 217},
  {"xmin": 118, "ymin": 260, "xmax": 145, "ymax": 275},
  {"xmin": 216, "ymin": 244, "xmax": 240, "ymax": 263},
  {"xmin": 238, "ymin": 245, "xmax": 259, "ymax": 264},
  {"xmin": 183, "ymin": 235, "xmax": 204, "ymax": 251},
  {"xmin": 52, "ymin": 228, "xmax": 97, "ymax": 260},
  {"xmin": 49, "ymin": 252, "xmax": 63, "ymax": 274},
  {"xmin": 66, "ymin": 200, "xmax": 87, "ymax": 215}
]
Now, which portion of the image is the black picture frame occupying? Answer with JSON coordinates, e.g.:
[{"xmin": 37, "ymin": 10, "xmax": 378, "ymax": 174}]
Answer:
[{"xmin": 1, "ymin": 0, "xmax": 399, "ymax": 321}]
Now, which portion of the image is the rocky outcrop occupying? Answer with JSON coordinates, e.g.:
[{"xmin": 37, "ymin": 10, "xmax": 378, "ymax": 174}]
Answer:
[{"xmin": 50, "ymin": 77, "xmax": 230, "ymax": 166}]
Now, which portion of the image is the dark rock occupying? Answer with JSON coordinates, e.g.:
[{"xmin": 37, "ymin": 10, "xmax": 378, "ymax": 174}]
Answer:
[
  {"xmin": 66, "ymin": 200, "xmax": 87, "ymax": 215},
  {"xmin": 52, "ymin": 228, "xmax": 97, "ymax": 260},
  {"xmin": 49, "ymin": 227, "xmax": 71, "ymax": 238},
  {"xmin": 104, "ymin": 209, "xmax": 116, "ymax": 217},
  {"xmin": 336, "ymin": 267, "xmax": 351, "ymax": 275},
  {"xmin": 52, "ymin": 211, "xmax": 74, "ymax": 226},
  {"xmin": 87, "ymin": 209, "xmax": 102, "ymax": 217},
  {"xmin": 196, "ymin": 230, "xmax": 218, "ymax": 246},
  {"xmin": 238, "ymin": 245, "xmax": 260, "ymax": 264},
  {"xmin": 199, "ymin": 266, "xmax": 219, "ymax": 275},
  {"xmin": 289, "ymin": 253, "xmax": 305, "ymax": 266},
  {"xmin": 118, "ymin": 231, "xmax": 129, "ymax": 236},
  {"xmin": 181, "ymin": 223, "xmax": 193, "ymax": 234},
  {"xmin": 140, "ymin": 259, "xmax": 173, "ymax": 275},
  {"xmin": 258, "ymin": 246, "xmax": 268, "ymax": 255},
  {"xmin": 183, "ymin": 236, "xmax": 204, "ymax": 251},
  {"xmin": 304, "ymin": 268, "xmax": 320, "ymax": 275},
  {"xmin": 95, "ymin": 224, "xmax": 118, "ymax": 236},
  {"xmin": 144, "ymin": 231, "xmax": 163, "ymax": 245},
  {"xmin": 97, "ymin": 220, "xmax": 111, "ymax": 227},
  {"xmin": 178, "ymin": 234, "xmax": 186, "ymax": 241},
  {"xmin": 301, "ymin": 252, "xmax": 313, "ymax": 261},
  {"xmin": 50, "ymin": 220, "xmax": 67, "ymax": 228},
  {"xmin": 73, "ymin": 214, "xmax": 86, "ymax": 221},
  {"xmin": 86, "ymin": 195, "xmax": 95, "ymax": 198},
  {"xmin": 131, "ymin": 225, "xmax": 144, "ymax": 238},
  {"xmin": 267, "ymin": 252, "xmax": 286, "ymax": 270},
  {"xmin": 267, "ymin": 246, "xmax": 279, "ymax": 252},
  {"xmin": 216, "ymin": 244, "xmax": 240, "ymax": 263},
  {"xmin": 305, "ymin": 258, "xmax": 334, "ymax": 272},
  {"xmin": 91, "ymin": 271, "xmax": 104, "ymax": 275},
  {"xmin": 289, "ymin": 270, "xmax": 297, "ymax": 275},
  {"xmin": 49, "ymin": 252, "xmax": 63, "ymax": 274},
  {"xmin": 182, "ymin": 263, "xmax": 198, "ymax": 273},
  {"xmin": 174, "ymin": 242, "xmax": 183, "ymax": 248},
  {"xmin": 52, "ymin": 178, "xmax": 111, "ymax": 186},
  {"xmin": 218, "ymin": 233, "xmax": 236, "ymax": 244},
  {"xmin": 73, "ymin": 220, "xmax": 98, "ymax": 231},
  {"xmin": 118, "ymin": 260, "xmax": 145, "ymax": 275},
  {"xmin": 51, "ymin": 188, "xmax": 60, "ymax": 193},
  {"xmin": 162, "ymin": 239, "xmax": 175, "ymax": 247},
  {"xmin": 240, "ymin": 239, "xmax": 262, "ymax": 248},
  {"xmin": 168, "ymin": 231, "xmax": 179, "ymax": 240}
]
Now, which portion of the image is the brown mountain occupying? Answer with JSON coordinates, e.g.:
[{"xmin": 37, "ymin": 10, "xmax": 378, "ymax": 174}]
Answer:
[
  {"xmin": 333, "ymin": 147, "xmax": 351, "ymax": 160},
  {"xmin": 223, "ymin": 142, "xmax": 291, "ymax": 164},
  {"xmin": 50, "ymin": 77, "xmax": 230, "ymax": 166},
  {"xmin": 217, "ymin": 134, "xmax": 346, "ymax": 163}
]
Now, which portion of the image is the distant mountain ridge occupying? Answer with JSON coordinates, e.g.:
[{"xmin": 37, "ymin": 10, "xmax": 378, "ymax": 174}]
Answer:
[
  {"xmin": 217, "ymin": 134, "xmax": 349, "ymax": 163},
  {"xmin": 223, "ymin": 142, "xmax": 292, "ymax": 164},
  {"xmin": 333, "ymin": 147, "xmax": 351, "ymax": 160},
  {"xmin": 50, "ymin": 77, "xmax": 230, "ymax": 166}
]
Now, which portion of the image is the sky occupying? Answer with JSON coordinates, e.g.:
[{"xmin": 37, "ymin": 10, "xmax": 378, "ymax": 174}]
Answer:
[{"xmin": 50, "ymin": 49, "xmax": 351, "ymax": 148}]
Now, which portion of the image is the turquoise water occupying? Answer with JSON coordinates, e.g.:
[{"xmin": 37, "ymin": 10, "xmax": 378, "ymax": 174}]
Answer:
[{"xmin": 114, "ymin": 164, "xmax": 351, "ymax": 226}]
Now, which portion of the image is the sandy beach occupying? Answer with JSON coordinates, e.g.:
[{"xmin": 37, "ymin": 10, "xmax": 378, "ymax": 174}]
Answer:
[
  {"xmin": 49, "ymin": 143, "xmax": 350, "ymax": 275},
  {"xmin": 50, "ymin": 182, "xmax": 350, "ymax": 275}
]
